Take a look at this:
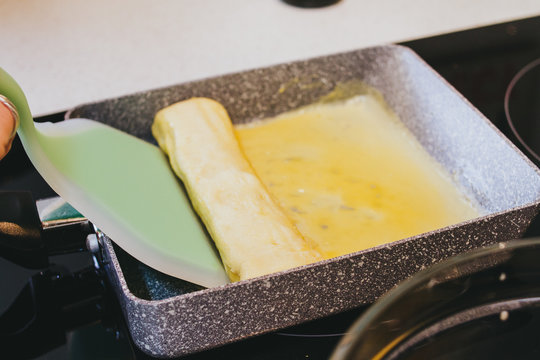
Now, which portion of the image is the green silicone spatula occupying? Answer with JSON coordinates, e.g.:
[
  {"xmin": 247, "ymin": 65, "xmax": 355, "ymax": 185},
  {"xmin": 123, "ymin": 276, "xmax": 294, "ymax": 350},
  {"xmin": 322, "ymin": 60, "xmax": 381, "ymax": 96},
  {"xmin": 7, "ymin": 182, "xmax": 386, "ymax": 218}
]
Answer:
[{"xmin": 0, "ymin": 67, "xmax": 229, "ymax": 288}]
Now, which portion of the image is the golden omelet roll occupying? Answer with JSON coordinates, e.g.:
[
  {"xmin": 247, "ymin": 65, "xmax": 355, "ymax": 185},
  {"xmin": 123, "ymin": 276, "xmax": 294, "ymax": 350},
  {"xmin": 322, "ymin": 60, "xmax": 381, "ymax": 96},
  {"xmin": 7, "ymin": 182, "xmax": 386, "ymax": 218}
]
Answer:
[{"xmin": 152, "ymin": 98, "xmax": 323, "ymax": 282}]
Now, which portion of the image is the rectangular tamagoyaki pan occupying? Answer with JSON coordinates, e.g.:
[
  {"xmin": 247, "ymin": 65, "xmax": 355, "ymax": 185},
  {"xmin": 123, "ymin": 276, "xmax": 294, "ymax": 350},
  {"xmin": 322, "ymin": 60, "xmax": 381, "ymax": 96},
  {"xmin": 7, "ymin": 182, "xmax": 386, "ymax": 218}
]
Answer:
[{"xmin": 66, "ymin": 45, "xmax": 540, "ymax": 357}]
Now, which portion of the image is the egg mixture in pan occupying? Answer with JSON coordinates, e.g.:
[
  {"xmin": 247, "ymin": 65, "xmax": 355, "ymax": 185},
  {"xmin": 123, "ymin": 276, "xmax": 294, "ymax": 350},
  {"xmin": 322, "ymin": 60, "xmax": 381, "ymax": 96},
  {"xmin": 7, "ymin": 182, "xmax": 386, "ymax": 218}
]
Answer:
[{"xmin": 67, "ymin": 45, "xmax": 540, "ymax": 357}]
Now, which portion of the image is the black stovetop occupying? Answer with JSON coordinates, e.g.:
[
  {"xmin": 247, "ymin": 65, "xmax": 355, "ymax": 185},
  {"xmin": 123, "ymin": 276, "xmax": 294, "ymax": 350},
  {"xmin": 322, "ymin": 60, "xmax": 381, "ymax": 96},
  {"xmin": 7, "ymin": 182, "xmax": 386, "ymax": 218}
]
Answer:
[{"xmin": 1, "ymin": 15, "xmax": 540, "ymax": 360}]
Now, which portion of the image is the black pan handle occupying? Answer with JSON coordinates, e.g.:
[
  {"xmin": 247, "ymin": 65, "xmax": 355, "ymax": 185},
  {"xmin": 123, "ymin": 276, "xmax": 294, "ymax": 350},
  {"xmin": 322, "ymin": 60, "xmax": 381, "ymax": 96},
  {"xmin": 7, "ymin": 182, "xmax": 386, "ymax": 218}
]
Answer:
[
  {"xmin": 0, "ymin": 191, "xmax": 48, "ymax": 267},
  {"xmin": 0, "ymin": 191, "xmax": 92, "ymax": 268}
]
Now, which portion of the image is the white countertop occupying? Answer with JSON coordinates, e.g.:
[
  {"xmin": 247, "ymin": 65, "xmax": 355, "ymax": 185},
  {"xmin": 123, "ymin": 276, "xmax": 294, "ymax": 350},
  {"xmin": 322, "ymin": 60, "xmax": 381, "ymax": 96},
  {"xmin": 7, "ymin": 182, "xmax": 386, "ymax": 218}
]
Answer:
[{"xmin": 2, "ymin": 0, "xmax": 540, "ymax": 117}]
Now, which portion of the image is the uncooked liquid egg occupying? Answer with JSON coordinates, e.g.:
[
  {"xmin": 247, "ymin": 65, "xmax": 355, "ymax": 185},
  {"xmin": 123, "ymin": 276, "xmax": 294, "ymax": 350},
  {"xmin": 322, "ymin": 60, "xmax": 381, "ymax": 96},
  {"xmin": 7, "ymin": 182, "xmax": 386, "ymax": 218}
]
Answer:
[{"xmin": 235, "ymin": 95, "xmax": 480, "ymax": 259}]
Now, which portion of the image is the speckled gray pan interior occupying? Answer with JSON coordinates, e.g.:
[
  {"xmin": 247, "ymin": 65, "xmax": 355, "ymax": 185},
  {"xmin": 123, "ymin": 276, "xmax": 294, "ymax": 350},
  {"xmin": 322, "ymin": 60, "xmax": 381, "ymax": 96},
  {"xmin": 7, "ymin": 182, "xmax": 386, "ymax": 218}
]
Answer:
[{"xmin": 67, "ymin": 45, "xmax": 540, "ymax": 357}]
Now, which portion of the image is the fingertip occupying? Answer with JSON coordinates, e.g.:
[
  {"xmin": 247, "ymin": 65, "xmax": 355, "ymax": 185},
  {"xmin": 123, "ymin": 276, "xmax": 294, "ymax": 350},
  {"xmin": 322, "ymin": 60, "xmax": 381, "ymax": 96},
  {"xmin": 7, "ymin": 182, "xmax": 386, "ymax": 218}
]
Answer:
[
  {"xmin": 0, "ymin": 141, "xmax": 11, "ymax": 161},
  {"xmin": 0, "ymin": 95, "xmax": 19, "ymax": 139}
]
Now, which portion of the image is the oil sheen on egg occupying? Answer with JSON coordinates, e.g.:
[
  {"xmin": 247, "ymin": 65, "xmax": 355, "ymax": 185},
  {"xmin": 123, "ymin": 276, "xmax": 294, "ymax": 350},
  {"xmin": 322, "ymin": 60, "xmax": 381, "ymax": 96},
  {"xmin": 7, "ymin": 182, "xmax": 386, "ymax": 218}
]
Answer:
[{"xmin": 234, "ymin": 95, "xmax": 480, "ymax": 259}]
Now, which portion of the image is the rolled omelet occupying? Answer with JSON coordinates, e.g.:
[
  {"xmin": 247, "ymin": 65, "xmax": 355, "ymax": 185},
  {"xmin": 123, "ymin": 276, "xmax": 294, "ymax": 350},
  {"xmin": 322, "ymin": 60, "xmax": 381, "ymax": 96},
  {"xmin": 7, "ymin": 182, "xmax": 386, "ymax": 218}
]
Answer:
[{"xmin": 152, "ymin": 98, "xmax": 323, "ymax": 282}]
